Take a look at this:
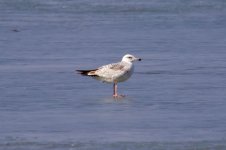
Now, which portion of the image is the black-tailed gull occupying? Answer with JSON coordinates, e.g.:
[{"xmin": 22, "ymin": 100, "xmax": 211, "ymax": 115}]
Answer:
[{"xmin": 76, "ymin": 54, "xmax": 141, "ymax": 98}]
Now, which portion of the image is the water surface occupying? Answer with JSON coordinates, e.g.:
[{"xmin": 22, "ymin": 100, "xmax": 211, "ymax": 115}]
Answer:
[{"xmin": 1, "ymin": 0, "xmax": 226, "ymax": 149}]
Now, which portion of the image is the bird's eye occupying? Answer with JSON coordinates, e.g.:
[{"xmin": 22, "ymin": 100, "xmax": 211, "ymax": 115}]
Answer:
[{"xmin": 128, "ymin": 56, "xmax": 132, "ymax": 59}]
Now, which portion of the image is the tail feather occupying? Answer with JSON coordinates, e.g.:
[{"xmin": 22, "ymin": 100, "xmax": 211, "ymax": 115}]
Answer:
[{"xmin": 76, "ymin": 69, "xmax": 97, "ymax": 76}]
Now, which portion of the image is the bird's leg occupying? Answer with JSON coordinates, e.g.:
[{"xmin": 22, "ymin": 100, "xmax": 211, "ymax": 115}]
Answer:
[
  {"xmin": 113, "ymin": 82, "xmax": 118, "ymax": 97},
  {"xmin": 113, "ymin": 82, "xmax": 125, "ymax": 99}
]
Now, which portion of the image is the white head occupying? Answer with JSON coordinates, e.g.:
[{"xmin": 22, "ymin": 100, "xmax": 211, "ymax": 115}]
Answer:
[{"xmin": 121, "ymin": 54, "xmax": 141, "ymax": 63}]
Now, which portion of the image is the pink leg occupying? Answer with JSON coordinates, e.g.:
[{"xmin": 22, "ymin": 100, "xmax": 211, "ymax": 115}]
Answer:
[
  {"xmin": 113, "ymin": 82, "xmax": 118, "ymax": 97},
  {"xmin": 113, "ymin": 83, "xmax": 125, "ymax": 99}
]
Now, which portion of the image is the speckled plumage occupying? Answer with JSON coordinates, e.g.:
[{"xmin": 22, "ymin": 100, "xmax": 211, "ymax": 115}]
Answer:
[{"xmin": 90, "ymin": 61, "xmax": 134, "ymax": 83}]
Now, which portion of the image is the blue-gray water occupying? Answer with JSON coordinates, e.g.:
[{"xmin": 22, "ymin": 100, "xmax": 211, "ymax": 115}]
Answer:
[{"xmin": 1, "ymin": 0, "xmax": 226, "ymax": 149}]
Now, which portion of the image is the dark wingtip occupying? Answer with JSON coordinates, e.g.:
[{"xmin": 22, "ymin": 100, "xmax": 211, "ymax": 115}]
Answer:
[
  {"xmin": 76, "ymin": 70, "xmax": 86, "ymax": 75},
  {"xmin": 76, "ymin": 69, "xmax": 97, "ymax": 76}
]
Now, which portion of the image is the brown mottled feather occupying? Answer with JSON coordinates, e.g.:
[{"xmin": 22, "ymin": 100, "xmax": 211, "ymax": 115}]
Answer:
[{"xmin": 109, "ymin": 64, "xmax": 125, "ymax": 71}]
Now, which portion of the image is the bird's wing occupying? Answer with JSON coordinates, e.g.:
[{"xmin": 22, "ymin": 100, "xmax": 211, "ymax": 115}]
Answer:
[{"xmin": 95, "ymin": 62, "xmax": 128, "ymax": 77}]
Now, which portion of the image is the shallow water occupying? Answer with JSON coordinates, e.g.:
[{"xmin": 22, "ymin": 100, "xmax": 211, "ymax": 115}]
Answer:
[{"xmin": 1, "ymin": 0, "xmax": 226, "ymax": 149}]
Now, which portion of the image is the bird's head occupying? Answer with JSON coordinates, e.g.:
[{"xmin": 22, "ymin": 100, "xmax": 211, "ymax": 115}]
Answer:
[{"xmin": 122, "ymin": 54, "xmax": 141, "ymax": 63}]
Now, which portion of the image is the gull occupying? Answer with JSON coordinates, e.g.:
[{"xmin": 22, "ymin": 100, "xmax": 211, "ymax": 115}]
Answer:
[{"xmin": 76, "ymin": 54, "xmax": 141, "ymax": 98}]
